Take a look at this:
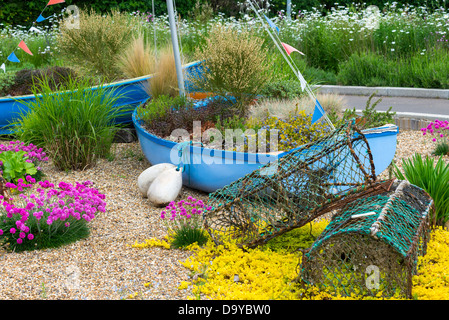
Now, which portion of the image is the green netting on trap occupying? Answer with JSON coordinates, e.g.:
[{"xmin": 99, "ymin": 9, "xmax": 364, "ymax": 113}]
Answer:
[
  {"xmin": 203, "ymin": 121, "xmax": 390, "ymax": 248},
  {"xmin": 298, "ymin": 179, "xmax": 433, "ymax": 299}
]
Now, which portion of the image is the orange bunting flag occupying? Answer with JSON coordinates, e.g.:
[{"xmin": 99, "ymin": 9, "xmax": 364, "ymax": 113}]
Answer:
[
  {"xmin": 18, "ymin": 40, "xmax": 33, "ymax": 56},
  {"xmin": 281, "ymin": 42, "xmax": 305, "ymax": 56},
  {"xmin": 47, "ymin": 0, "xmax": 65, "ymax": 6}
]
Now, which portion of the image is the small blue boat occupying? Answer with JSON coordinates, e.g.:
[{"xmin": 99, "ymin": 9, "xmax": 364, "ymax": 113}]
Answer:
[
  {"xmin": 133, "ymin": 105, "xmax": 399, "ymax": 193},
  {"xmin": 0, "ymin": 61, "xmax": 204, "ymax": 135}
]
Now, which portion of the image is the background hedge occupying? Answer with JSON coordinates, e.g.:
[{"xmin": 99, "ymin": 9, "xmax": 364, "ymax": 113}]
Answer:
[{"xmin": 1, "ymin": 0, "xmax": 448, "ymax": 26}]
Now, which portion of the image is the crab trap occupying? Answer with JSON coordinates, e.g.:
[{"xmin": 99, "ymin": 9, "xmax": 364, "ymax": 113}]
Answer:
[
  {"xmin": 298, "ymin": 179, "xmax": 433, "ymax": 299},
  {"xmin": 203, "ymin": 121, "xmax": 392, "ymax": 248}
]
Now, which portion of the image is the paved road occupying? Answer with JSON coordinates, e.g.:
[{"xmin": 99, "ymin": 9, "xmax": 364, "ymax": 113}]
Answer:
[{"xmin": 340, "ymin": 95, "xmax": 449, "ymax": 119}]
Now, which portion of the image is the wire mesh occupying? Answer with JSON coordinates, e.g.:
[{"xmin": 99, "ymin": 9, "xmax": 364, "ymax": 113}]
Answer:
[
  {"xmin": 203, "ymin": 121, "xmax": 388, "ymax": 248},
  {"xmin": 298, "ymin": 179, "xmax": 433, "ymax": 298}
]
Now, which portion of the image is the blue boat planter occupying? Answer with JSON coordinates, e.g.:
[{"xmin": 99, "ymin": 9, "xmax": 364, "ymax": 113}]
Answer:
[
  {"xmin": 133, "ymin": 104, "xmax": 399, "ymax": 193},
  {"xmin": 0, "ymin": 61, "xmax": 204, "ymax": 135}
]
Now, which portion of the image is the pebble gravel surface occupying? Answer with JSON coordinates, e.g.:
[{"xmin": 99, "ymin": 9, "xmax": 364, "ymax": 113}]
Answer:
[{"xmin": 0, "ymin": 129, "xmax": 446, "ymax": 300}]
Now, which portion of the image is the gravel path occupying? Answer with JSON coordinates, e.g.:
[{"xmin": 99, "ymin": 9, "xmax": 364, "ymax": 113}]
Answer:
[{"xmin": 0, "ymin": 129, "xmax": 446, "ymax": 300}]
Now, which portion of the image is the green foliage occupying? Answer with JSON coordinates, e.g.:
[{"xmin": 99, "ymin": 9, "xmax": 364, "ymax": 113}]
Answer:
[
  {"xmin": 337, "ymin": 50, "xmax": 449, "ymax": 89},
  {"xmin": 336, "ymin": 52, "xmax": 395, "ymax": 87},
  {"xmin": 2, "ymin": 0, "xmax": 449, "ymax": 26},
  {"xmin": 3, "ymin": 66, "xmax": 77, "ymax": 97},
  {"xmin": 432, "ymin": 142, "xmax": 449, "ymax": 156},
  {"xmin": 13, "ymin": 75, "xmax": 128, "ymax": 171},
  {"xmin": 191, "ymin": 26, "xmax": 272, "ymax": 117},
  {"xmin": 260, "ymin": 110, "xmax": 333, "ymax": 150},
  {"xmin": 170, "ymin": 226, "xmax": 209, "ymax": 249},
  {"xmin": 0, "ymin": 212, "xmax": 90, "ymax": 252},
  {"xmin": 260, "ymin": 79, "xmax": 305, "ymax": 100},
  {"xmin": 0, "ymin": 72, "xmax": 16, "ymax": 97},
  {"xmin": 214, "ymin": 115, "xmax": 248, "ymax": 136},
  {"xmin": 137, "ymin": 94, "xmax": 192, "ymax": 126},
  {"xmin": 393, "ymin": 153, "xmax": 449, "ymax": 227},
  {"xmin": 0, "ymin": 150, "xmax": 37, "ymax": 184},
  {"xmin": 332, "ymin": 93, "xmax": 395, "ymax": 129},
  {"xmin": 57, "ymin": 9, "xmax": 136, "ymax": 81}
]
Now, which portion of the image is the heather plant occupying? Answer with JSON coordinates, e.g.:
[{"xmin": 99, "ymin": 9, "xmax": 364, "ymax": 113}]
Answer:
[
  {"xmin": 57, "ymin": 9, "xmax": 136, "ymax": 81},
  {"xmin": 13, "ymin": 75, "xmax": 128, "ymax": 171},
  {"xmin": 0, "ymin": 179, "xmax": 106, "ymax": 252},
  {"xmin": 190, "ymin": 25, "xmax": 272, "ymax": 117},
  {"xmin": 160, "ymin": 196, "xmax": 211, "ymax": 249}
]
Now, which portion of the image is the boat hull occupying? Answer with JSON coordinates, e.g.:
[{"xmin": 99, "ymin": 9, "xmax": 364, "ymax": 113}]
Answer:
[
  {"xmin": 0, "ymin": 61, "xmax": 204, "ymax": 135},
  {"xmin": 133, "ymin": 108, "xmax": 399, "ymax": 193}
]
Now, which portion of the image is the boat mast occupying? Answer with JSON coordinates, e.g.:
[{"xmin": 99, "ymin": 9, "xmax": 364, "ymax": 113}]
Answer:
[{"xmin": 166, "ymin": 0, "xmax": 185, "ymax": 97}]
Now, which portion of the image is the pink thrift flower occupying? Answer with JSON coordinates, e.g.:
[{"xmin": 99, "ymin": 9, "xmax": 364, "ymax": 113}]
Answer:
[
  {"xmin": 10, "ymin": 228, "xmax": 16, "ymax": 234},
  {"xmin": 16, "ymin": 238, "xmax": 22, "ymax": 244},
  {"xmin": 27, "ymin": 234, "xmax": 34, "ymax": 240}
]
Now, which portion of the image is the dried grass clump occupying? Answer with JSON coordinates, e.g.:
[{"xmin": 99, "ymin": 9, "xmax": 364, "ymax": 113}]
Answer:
[
  {"xmin": 145, "ymin": 45, "xmax": 180, "ymax": 99},
  {"xmin": 249, "ymin": 93, "xmax": 346, "ymax": 122},
  {"xmin": 58, "ymin": 9, "xmax": 135, "ymax": 81},
  {"xmin": 117, "ymin": 35, "xmax": 155, "ymax": 79},
  {"xmin": 191, "ymin": 26, "xmax": 272, "ymax": 117}
]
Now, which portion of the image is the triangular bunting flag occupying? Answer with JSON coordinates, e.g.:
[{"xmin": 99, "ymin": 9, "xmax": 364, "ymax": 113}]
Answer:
[
  {"xmin": 264, "ymin": 15, "xmax": 279, "ymax": 34},
  {"xmin": 47, "ymin": 0, "xmax": 65, "ymax": 6},
  {"xmin": 0, "ymin": 63, "xmax": 5, "ymax": 73},
  {"xmin": 18, "ymin": 40, "xmax": 33, "ymax": 56},
  {"xmin": 7, "ymin": 52, "xmax": 20, "ymax": 63},
  {"xmin": 281, "ymin": 42, "xmax": 305, "ymax": 56},
  {"xmin": 36, "ymin": 14, "xmax": 47, "ymax": 23},
  {"xmin": 311, "ymin": 99, "xmax": 325, "ymax": 124}
]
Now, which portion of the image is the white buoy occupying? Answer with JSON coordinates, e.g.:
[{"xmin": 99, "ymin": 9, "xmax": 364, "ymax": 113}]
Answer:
[
  {"xmin": 137, "ymin": 163, "xmax": 176, "ymax": 197},
  {"xmin": 147, "ymin": 167, "xmax": 183, "ymax": 207}
]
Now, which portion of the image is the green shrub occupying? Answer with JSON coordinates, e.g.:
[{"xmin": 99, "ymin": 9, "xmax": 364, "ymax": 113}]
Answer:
[
  {"xmin": 0, "ymin": 72, "xmax": 16, "ymax": 97},
  {"xmin": 432, "ymin": 142, "xmax": 449, "ymax": 157},
  {"xmin": 190, "ymin": 25, "xmax": 272, "ymax": 117},
  {"xmin": 259, "ymin": 110, "xmax": 333, "ymax": 151},
  {"xmin": 337, "ymin": 52, "xmax": 396, "ymax": 87},
  {"xmin": 260, "ymin": 79, "xmax": 305, "ymax": 100},
  {"xmin": 393, "ymin": 153, "xmax": 449, "ymax": 227},
  {"xmin": 4, "ymin": 66, "xmax": 77, "ymax": 97},
  {"xmin": 137, "ymin": 94, "xmax": 191, "ymax": 126},
  {"xmin": 57, "ymin": 9, "xmax": 136, "ymax": 81},
  {"xmin": 334, "ymin": 93, "xmax": 395, "ymax": 129},
  {"xmin": 13, "ymin": 75, "xmax": 128, "ymax": 171}
]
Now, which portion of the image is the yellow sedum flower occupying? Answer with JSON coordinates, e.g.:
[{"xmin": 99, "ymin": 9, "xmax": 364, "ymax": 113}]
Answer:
[{"xmin": 131, "ymin": 237, "xmax": 171, "ymax": 249}]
